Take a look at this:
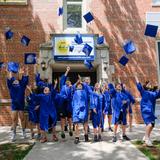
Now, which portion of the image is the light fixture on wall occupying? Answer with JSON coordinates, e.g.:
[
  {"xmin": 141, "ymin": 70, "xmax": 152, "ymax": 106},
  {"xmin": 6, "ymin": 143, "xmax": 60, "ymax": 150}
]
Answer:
[{"xmin": 41, "ymin": 61, "xmax": 46, "ymax": 71}]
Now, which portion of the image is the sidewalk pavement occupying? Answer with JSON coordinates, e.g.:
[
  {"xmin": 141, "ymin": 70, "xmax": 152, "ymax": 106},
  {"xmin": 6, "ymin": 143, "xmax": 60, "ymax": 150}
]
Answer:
[{"xmin": 1, "ymin": 124, "xmax": 160, "ymax": 160}]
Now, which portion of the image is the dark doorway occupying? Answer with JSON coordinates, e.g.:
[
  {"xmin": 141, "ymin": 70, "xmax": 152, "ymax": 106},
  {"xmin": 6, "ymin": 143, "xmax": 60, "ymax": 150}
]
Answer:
[{"xmin": 52, "ymin": 71, "xmax": 97, "ymax": 88}]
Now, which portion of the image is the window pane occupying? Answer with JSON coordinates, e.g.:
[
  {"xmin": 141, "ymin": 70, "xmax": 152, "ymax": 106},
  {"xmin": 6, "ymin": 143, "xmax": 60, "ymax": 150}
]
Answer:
[
  {"xmin": 67, "ymin": 4, "xmax": 82, "ymax": 28},
  {"xmin": 146, "ymin": 13, "xmax": 160, "ymax": 29},
  {"xmin": 153, "ymin": 0, "xmax": 160, "ymax": 4}
]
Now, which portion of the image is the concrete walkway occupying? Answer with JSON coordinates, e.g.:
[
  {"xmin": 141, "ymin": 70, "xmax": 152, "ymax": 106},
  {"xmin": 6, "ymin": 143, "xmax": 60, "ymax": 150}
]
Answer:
[{"xmin": 0, "ymin": 124, "xmax": 160, "ymax": 160}]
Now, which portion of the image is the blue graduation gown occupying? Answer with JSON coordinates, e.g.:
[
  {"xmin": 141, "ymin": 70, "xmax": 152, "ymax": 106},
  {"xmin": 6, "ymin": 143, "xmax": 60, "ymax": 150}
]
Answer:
[
  {"xmin": 32, "ymin": 88, "xmax": 57, "ymax": 131},
  {"xmin": 60, "ymin": 74, "xmax": 67, "ymax": 90},
  {"xmin": 26, "ymin": 94, "xmax": 40, "ymax": 123},
  {"xmin": 103, "ymin": 91, "xmax": 112, "ymax": 115},
  {"xmin": 60, "ymin": 85, "xmax": 73, "ymax": 113},
  {"xmin": 59, "ymin": 74, "xmax": 73, "ymax": 113},
  {"xmin": 72, "ymin": 89, "xmax": 88, "ymax": 123},
  {"xmin": 122, "ymin": 88, "xmax": 135, "ymax": 114},
  {"xmin": 7, "ymin": 76, "xmax": 29, "ymax": 111},
  {"xmin": 108, "ymin": 83, "xmax": 129, "ymax": 125},
  {"xmin": 136, "ymin": 82, "xmax": 160, "ymax": 125},
  {"xmin": 90, "ymin": 92, "xmax": 103, "ymax": 128}
]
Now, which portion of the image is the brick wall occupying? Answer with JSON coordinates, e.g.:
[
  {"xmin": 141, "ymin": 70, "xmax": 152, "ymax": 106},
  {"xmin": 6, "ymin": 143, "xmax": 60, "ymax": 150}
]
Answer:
[
  {"xmin": 0, "ymin": 106, "xmax": 12, "ymax": 126},
  {"xmin": 0, "ymin": 0, "xmax": 159, "ymax": 125}
]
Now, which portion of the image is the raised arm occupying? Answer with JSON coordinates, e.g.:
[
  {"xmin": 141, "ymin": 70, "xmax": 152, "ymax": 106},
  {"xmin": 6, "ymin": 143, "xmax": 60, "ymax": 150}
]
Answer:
[
  {"xmin": 6, "ymin": 65, "xmax": 14, "ymax": 89},
  {"xmin": 60, "ymin": 66, "xmax": 70, "ymax": 90},
  {"xmin": 18, "ymin": 66, "xmax": 24, "ymax": 81},
  {"xmin": 65, "ymin": 66, "xmax": 70, "ymax": 76},
  {"xmin": 134, "ymin": 74, "xmax": 144, "ymax": 94},
  {"xmin": 54, "ymin": 79, "xmax": 58, "ymax": 89},
  {"xmin": 5, "ymin": 65, "xmax": 13, "ymax": 80}
]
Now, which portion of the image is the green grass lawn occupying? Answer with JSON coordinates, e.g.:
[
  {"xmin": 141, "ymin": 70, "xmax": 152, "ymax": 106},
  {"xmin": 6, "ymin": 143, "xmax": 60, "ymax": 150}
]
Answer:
[
  {"xmin": 0, "ymin": 143, "xmax": 34, "ymax": 160},
  {"xmin": 133, "ymin": 140, "xmax": 160, "ymax": 160}
]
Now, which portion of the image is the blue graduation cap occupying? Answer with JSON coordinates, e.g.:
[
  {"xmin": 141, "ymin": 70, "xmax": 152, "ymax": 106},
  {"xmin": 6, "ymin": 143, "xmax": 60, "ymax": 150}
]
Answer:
[
  {"xmin": 69, "ymin": 46, "xmax": 74, "ymax": 52},
  {"xmin": 119, "ymin": 55, "xmax": 129, "ymax": 66},
  {"xmin": 8, "ymin": 62, "xmax": 19, "ymax": 73},
  {"xmin": 21, "ymin": 35, "xmax": 30, "ymax": 46},
  {"xmin": 74, "ymin": 33, "xmax": 83, "ymax": 44},
  {"xmin": 97, "ymin": 36, "xmax": 105, "ymax": 45},
  {"xmin": 123, "ymin": 40, "xmax": 136, "ymax": 54},
  {"xmin": 24, "ymin": 53, "xmax": 36, "ymax": 64},
  {"xmin": 83, "ymin": 12, "xmax": 94, "ymax": 23},
  {"xmin": 84, "ymin": 59, "xmax": 93, "ymax": 70},
  {"xmin": 5, "ymin": 29, "xmax": 14, "ymax": 40},
  {"xmin": 144, "ymin": 24, "xmax": 158, "ymax": 37},
  {"xmin": 58, "ymin": 7, "xmax": 63, "ymax": 16},
  {"xmin": 82, "ymin": 43, "xmax": 93, "ymax": 56}
]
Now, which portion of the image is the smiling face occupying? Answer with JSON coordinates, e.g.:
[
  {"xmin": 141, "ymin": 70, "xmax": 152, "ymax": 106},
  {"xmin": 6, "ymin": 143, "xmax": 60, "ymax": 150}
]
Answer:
[
  {"xmin": 116, "ymin": 83, "xmax": 122, "ymax": 91},
  {"xmin": 77, "ymin": 83, "xmax": 83, "ymax": 90},
  {"xmin": 94, "ymin": 83, "xmax": 100, "ymax": 91},
  {"xmin": 84, "ymin": 77, "xmax": 91, "ymax": 85},
  {"xmin": 43, "ymin": 87, "xmax": 50, "ymax": 94},
  {"xmin": 66, "ymin": 80, "xmax": 71, "ymax": 86}
]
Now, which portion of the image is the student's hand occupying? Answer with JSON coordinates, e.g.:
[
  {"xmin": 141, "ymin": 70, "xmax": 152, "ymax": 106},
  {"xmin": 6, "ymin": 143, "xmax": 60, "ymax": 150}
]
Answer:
[
  {"xmin": 25, "ymin": 66, "xmax": 29, "ymax": 75},
  {"xmin": 54, "ymin": 79, "xmax": 58, "ymax": 85},
  {"xmin": 4, "ymin": 65, "xmax": 8, "ymax": 73},
  {"xmin": 78, "ymin": 74, "xmax": 81, "ymax": 80},
  {"xmin": 27, "ymin": 85, "xmax": 32, "ymax": 93},
  {"xmin": 19, "ymin": 67, "xmax": 25, "ymax": 74},
  {"xmin": 93, "ymin": 108, "xmax": 97, "ymax": 114},
  {"xmin": 77, "ymin": 79, "xmax": 82, "ymax": 84},
  {"xmin": 134, "ymin": 73, "xmax": 139, "ymax": 83},
  {"xmin": 66, "ymin": 66, "xmax": 70, "ymax": 72},
  {"xmin": 34, "ymin": 105, "xmax": 40, "ymax": 110}
]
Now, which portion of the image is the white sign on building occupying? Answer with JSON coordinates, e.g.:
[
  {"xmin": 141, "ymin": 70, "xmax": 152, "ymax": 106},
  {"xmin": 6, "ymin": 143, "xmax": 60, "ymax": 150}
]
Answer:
[{"xmin": 52, "ymin": 34, "xmax": 95, "ymax": 61}]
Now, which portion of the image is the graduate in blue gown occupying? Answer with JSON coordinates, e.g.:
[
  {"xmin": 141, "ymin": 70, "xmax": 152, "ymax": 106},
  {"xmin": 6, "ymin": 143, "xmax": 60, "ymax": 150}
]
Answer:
[
  {"xmin": 102, "ymin": 82, "xmax": 113, "ymax": 132},
  {"xmin": 59, "ymin": 66, "xmax": 73, "ymax": 139},
  {"xmin": 27, "ymin": 80, "xmax": 58, "ymax": 143},
  {"xmin": 72, "ymin": 80, "xmax": 88, "ymax": 144},
  {"xmin": 34, "ymin": 64, "xmax": 54, "ymax": 132},
  {"xmin": 6, "ymin": 66, "xmax": 29, "ymax": 142},
  {"xmin": 135, "ymin": 76, "xmax": 160, "ymax": 146},
  {"xmin": 79, "ymin": 76, "xmax": 93, "ymax": 140},
  {"xmin": 121, "ymin": 84, "xmax": 135, "ymax": 132},
  {"xmin": 108, "ymin": 83, "xmax": 130, "ymax": 142},
  {"xmin": 26, "ymin": 86, "xmax": 41, "ymax": 139},
  {"xmin": 90, "ymin": 83, "xmax": 103, "ymax": 142}
]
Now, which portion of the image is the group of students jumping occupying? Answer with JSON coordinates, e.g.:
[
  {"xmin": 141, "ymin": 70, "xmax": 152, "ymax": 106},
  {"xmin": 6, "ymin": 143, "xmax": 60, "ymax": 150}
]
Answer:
[{"xmin": 4, "ymin": 64, "xmax": 160, "ymax": 146}]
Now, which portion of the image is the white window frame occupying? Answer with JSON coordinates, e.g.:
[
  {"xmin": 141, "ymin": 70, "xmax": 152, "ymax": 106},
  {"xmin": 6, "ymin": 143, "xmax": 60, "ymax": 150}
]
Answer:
[
  {"xmin": 63, "ymin": 0, "xmax": 86, "ymax": 33},
  {"xmin": 152, "ymin": 0, "xmax": 160, "ymax": 6},
  {"xmin": 0, "ymin": 0, "xmax": 27, "ymax": 5},
  {"xmin": 156, "ymin": 40, "xmax": 160, "ymax": 85},
  {"xmin": 146, "ymin": 12, "xmax": 160, "ymax": 29}
]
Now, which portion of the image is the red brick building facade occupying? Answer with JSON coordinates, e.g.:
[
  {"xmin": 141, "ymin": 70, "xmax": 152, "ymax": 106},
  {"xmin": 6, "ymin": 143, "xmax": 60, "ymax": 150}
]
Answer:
[{"xmin": 0, "ymin": 0, "xmax": 160, "ymax": 125}]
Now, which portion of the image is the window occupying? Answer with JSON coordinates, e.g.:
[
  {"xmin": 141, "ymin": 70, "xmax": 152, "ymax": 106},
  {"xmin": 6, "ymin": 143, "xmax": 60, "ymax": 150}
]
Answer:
[
  {"xmin": 0, "ymin": 0, "xmax": 27, "ymax": 5},
  {"xmin": 146, "ymin": 12, "xmax": 160, "ymax": 29},
  {"xmin": 63, "ymin": 0, "xmax": 86, "ymax": 32},
  {"xmin": 152, "ymin": 0, "xmax": 160, "ymax": 6}
]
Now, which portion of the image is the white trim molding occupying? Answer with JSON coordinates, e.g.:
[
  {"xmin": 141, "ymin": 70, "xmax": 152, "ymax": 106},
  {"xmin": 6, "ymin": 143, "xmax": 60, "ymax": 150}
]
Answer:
[{"xmin": 63, "ymin": 0, "xmax": 87, "ymax": 33}]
